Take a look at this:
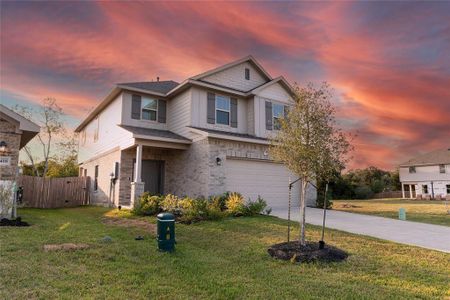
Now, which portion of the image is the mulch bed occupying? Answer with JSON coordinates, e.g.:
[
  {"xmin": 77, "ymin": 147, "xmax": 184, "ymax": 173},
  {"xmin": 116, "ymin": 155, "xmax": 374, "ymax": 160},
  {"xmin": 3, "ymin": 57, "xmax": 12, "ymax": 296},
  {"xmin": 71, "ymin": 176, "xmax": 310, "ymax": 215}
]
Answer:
[
  {"xmin": 268, "ymin": 241, "xmax": 348, "ymax": 263},
  {"xmin": 0, "ymin": 217, "xmax": 30, "ymax": 227}
]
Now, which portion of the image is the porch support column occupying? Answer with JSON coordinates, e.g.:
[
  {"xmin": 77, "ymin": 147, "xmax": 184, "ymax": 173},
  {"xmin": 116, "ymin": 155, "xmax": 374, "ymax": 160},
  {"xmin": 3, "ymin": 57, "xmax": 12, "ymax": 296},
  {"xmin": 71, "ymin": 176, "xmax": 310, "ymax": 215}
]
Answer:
[
  {"xmin": 409, "ymin": 184, "xmax": 413, "ymax": 199},
  {"xmin": 135, "ymin": 144, "xmax": 143, "ymax": 183},
  {"xmin": 131, "ymin": 144, "xmax": 144, "ymax": 208},
  {"xmin": 401, "ymin": 183, "xmax": 405, "ymax": 199}
]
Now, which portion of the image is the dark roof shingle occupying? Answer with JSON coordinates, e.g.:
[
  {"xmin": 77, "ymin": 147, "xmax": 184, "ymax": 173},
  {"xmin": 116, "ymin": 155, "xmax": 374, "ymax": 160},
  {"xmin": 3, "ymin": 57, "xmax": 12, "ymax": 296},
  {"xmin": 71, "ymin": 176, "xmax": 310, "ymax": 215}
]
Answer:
[
  {"xmin": 400, "ymin": 148, "xmax": 450, "ymax": 166},
  {"xmin": 120, "ymin": 125, "xmax": 190, "ymax": 142},
  {"xmin": 189, "ymin": 126, "xmax": 268, "ymax": 141},
  {"xmin": 117, "ymin": 81, "xmax": 179, "ymax": 95}
]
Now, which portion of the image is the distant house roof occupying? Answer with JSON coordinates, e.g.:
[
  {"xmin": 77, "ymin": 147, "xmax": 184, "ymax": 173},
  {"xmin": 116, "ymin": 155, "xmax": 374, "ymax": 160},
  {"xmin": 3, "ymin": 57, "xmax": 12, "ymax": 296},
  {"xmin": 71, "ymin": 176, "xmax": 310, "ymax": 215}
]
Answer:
[
  {"xmin": 0, "ymin": 104, "xmax": 40, "ymax": 149},
  {"xmin": 399, "ymin": 148, "xmax": 450, "ymax": 167},
  {"xmin": 119, "ymin": 125, "xmax": 191, "ymax": 143},
  {"xmin": 117, "ymin": 80, "xmax": 179, "ymax": 95}
]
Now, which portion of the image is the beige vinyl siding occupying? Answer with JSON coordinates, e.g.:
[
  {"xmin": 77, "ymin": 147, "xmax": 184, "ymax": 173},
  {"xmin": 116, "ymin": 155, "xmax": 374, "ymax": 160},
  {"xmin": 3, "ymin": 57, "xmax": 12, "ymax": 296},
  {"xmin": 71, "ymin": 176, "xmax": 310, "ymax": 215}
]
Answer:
[
  {"xmin": 121, "ymin": 92, "xmax": 168, "ymax": 130},
  {"xmin": 202, "ymin": 62, "xmax": 267, "ymax": 92},
  {"xmin": 191, "ymin": 87, "xmax": 248, "ymax": 135},
  {"xmin": 253, "ymin": 82, "xmax": 294, "ymax": 138},
  {"xmin": 167, "ymin": 89, "xmax": 191, "ymax": 137},
  {"xmin": 78, "ymin": 93, "xmax": 132, "ymax": 163}
]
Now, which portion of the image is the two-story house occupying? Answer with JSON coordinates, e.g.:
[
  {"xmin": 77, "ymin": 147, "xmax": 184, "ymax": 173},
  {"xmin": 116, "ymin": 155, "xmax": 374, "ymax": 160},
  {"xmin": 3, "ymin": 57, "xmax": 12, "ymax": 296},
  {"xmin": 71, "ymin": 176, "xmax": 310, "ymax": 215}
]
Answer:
[
  {"xmin": 75, "ymin": 56, "xmax": 316, "ymax": 209},
  {"xmin": 399, "ymin": 148, "xmax": 450, "ymax": 199}
]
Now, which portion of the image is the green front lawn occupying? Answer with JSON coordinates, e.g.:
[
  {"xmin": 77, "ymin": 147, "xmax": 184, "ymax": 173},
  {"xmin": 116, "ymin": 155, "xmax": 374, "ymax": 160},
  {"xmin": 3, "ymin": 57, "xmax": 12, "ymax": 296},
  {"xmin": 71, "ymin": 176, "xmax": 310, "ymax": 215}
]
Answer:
[
  {"xmin": 333, "ymin": 199, "xmax": 450, "ymax": 226},
  {"xmin": 1, "ymin": 207, "xmax": 449, "ymax": 299}
]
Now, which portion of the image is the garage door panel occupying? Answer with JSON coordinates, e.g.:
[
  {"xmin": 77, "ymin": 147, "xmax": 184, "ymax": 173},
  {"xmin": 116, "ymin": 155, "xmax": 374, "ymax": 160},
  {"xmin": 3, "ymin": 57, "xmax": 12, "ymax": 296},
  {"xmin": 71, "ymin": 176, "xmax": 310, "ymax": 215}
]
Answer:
[{"xmin": 225, "ymin": 159, "xmax": 300, "ymax": 209}]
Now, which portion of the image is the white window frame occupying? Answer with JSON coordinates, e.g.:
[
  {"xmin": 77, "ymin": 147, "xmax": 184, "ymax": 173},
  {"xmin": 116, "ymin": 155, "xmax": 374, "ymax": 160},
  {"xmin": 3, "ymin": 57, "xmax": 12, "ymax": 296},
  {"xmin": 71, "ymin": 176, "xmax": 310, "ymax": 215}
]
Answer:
[
  {"xmin": 409, "ymin": 166, "xmax": 416, "ymax": 173},
  {"xmin": 272, "ymin": 103, "xmax": 285, "ymax": 131},
  {"xmin": 439, "ymin": 164, "xmax": 445, "ymax": 174},
  {"xmin": 141, "ymin": 97, "xmax": 158, "ymax": 122},
  {"xmin": 215, "ymin": 95, "xmax": 231, "ymax": 126},
  {"xmin": 446, "ymin": 184, "xmax": 450, "ymax": 194},
  {"xmin": 422, "ymin": 184, "xmax": 428, "ymax": 194}
]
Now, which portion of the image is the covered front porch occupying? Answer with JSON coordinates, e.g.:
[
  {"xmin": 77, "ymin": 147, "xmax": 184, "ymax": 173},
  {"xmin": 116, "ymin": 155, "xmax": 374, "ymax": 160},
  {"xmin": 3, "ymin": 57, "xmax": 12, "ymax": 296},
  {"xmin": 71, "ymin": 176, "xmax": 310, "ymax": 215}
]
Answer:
[{"xmin": 120, "ymin": 139, "xmax": 191, "ymax": 208}]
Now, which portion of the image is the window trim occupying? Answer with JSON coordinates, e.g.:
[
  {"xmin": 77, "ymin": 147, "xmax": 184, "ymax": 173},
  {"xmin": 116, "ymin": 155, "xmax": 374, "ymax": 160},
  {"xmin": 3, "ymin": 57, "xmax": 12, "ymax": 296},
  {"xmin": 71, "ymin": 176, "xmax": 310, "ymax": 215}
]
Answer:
[
  {"xmin": 439, "ymin": 164, "xmax": 445, "ymax": 174},
  {"xmin": 272, "ymin": 103, "xmax": 285, "ymax": 131},
  {"xmin": 409, "ymin": 166, "xmax": 416, "ymax": 173},
  {"xmin": 141, "ymin": 97, "xmax": 158, "ymax": 122},
  {"xmin": 422, "ymin": 184, "xmax": 428, "ymax": 194},
  {"xmin": 446, "ymin": 184, "xmax": 450, "ymax": 194},
  {"xmin": 215, "ymin": 94, "xmax": 231, "ymax": 126}
]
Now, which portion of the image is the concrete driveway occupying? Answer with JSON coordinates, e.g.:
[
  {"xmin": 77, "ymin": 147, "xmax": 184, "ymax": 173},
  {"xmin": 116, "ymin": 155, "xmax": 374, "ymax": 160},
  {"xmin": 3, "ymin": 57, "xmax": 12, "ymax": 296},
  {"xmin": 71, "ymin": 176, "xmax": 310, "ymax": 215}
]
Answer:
[{"xmin": 271, "ymin": 207, "xmax": 450, "ymax": 253}]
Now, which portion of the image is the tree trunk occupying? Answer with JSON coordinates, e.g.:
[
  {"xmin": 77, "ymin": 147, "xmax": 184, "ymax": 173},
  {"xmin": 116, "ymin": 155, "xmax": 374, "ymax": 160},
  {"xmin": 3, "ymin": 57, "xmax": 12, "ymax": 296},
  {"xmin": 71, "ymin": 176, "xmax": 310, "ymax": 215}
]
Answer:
[{"xmin": 299, "ymin": 178, "xmax": 308, "ymax": 246}]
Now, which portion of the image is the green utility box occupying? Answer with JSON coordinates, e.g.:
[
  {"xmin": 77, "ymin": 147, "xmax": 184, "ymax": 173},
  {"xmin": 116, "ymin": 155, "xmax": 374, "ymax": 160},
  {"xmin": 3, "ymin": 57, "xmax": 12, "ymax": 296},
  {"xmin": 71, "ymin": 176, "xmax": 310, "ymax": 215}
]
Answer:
[
  {"xmin": 156, "ymin": 212, "xmax": 175, "ymax": 252},
  {"xmin": 399, "ymin": 208, "xmax": 406, "ymax": 221}
]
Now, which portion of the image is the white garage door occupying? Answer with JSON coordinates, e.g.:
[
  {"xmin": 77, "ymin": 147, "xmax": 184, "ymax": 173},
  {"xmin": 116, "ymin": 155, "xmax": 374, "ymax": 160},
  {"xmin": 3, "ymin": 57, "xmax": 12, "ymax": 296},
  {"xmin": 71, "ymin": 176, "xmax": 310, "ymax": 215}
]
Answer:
[{"xmin": 225, "ymin": 159, "xmax": 301, "ymax": 209}]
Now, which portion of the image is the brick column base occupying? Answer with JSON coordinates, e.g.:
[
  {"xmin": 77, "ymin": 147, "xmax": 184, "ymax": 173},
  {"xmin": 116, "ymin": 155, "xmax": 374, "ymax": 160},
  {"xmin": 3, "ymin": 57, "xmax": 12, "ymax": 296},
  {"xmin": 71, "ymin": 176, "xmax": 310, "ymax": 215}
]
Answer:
[{"xmin": 130, "ymin": 182, "xmax": 145, "ymax": 208}]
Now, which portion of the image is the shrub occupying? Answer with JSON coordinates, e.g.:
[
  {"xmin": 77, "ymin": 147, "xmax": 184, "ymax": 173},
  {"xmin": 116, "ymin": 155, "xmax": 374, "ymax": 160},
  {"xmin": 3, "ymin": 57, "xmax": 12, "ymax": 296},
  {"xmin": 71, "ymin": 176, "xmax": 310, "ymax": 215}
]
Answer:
[
  {"xmin": 354, "ymin": 185, "xmax": 374, "ymax": 199},
  {"xmin": 179, "ymin": 197, "xmax": 210, "ymax": 224},
  {"xmin": 225, "ymin": 192, "xmax": 245, "ymax": 216},
  {"xmin": 243, "ymin": 196, "xmax": 267, "ymax": 216},
  {"xmin": 208, "ymin": 192, "xmax": 229, "ymax": 211},
  {"xmin": 160, "ymin": 194, "xmax": 181, "ymax": 215},
  {"xmin": 132, "ymin": 192, "xmax": 163, "ymax": 216},
  {"xmin": 316, "ymin": 190, "xmax": 333, "ymax": 209}
]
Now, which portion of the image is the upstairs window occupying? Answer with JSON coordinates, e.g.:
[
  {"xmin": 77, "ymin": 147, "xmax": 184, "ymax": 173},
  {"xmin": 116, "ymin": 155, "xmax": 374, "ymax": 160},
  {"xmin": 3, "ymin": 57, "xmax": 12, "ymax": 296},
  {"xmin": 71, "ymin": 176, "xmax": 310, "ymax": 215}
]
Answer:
[
  {"xmin": 245, "ymin": 68, "xmax": 250, "ymax": 80},
  {"xmin": 272, "ymin": 104, "xmax": 285, "ymax": 130},
  {"xmin": 409, "ymin": 166, "xmax": 416, "ymax": 173},
  {"xmin": 439, "ymin": 164, "xmax": 445, "ymax": 173},
  {"xmin": 216, "ymin": 95, "xmax": 230, "ymax": 125},
  {"xmin": 422, "ymin": 184, "xmax": 428, "ymax": 194},
  {"xmin": 142, "ymin": 98, "xmax": 158, "ymax": 121}
]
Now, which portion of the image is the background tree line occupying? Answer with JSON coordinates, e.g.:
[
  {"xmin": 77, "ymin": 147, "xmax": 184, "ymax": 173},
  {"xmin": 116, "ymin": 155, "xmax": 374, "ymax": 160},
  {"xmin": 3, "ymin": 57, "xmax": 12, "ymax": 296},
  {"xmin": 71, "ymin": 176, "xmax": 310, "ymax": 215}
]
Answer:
[{"xmin": 319, "ymin": 166, "xmax": 401, "ymax": 200}]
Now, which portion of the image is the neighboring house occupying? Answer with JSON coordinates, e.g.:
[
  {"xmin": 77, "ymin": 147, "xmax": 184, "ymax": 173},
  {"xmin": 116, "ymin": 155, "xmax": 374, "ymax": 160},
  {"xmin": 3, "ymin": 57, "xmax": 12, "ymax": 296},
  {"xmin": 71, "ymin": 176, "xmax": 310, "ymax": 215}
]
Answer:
[
  {"xmin": 0, "ymin": 104, "xmax": 40, "ymax": 217},
  {"xmin": 75, "ymin": 56, "xmax": 316, "ymax": 209},
  {"xmin": 399, "ymin": 148, "xmax": 450, "ymax": 199}
]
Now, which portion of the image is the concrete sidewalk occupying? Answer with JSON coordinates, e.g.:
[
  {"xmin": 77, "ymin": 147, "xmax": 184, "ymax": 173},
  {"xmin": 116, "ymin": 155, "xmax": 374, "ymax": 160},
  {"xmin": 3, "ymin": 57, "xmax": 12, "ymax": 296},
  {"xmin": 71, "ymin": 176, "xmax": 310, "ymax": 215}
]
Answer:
[{"xmin": 271, "ymin": 207, "xmax": 450, "ymax": 253}]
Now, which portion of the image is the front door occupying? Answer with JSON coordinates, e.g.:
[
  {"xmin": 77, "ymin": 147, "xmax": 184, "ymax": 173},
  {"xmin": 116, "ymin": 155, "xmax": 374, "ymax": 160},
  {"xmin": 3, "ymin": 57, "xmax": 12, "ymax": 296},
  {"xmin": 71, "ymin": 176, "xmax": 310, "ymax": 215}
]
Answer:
[{"xmin": 141, "ymin": 160, "xmax": 165, "ymax": 195}]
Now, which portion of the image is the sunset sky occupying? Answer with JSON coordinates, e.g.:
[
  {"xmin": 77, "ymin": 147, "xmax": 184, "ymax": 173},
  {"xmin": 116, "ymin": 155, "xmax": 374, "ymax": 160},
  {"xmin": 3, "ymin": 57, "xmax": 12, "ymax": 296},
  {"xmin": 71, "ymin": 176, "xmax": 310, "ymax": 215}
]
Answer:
[{"xmin": 1, "ymin": 1, "xmax": 449, "ymax": 170}]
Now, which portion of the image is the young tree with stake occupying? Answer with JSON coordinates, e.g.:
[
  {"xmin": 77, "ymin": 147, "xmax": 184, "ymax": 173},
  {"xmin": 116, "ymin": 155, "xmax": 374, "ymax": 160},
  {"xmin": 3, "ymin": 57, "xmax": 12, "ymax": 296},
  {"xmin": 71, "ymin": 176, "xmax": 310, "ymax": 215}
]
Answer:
[{"xmin": 270, "ymin": 82, "xmax": 352, "ymax": 246}]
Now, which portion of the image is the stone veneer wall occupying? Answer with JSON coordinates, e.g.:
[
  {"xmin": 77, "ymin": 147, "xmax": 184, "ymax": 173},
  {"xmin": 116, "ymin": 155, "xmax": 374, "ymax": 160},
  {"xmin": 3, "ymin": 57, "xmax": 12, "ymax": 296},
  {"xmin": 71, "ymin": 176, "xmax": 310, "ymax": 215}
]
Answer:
[
  {"xmin": 0, "ymin": 119, "xmax": 21, "ymax": 181},
  {"xmin": 119, "ymin": 141, "xmax": 210, "ymax": 206},
  {"xmin": 79, "ymin": 148, "xmax": 121, "ymax": 206},
  {"xmin": 112, "ymin": 137, "xmax": 316, "ymax": 208}
]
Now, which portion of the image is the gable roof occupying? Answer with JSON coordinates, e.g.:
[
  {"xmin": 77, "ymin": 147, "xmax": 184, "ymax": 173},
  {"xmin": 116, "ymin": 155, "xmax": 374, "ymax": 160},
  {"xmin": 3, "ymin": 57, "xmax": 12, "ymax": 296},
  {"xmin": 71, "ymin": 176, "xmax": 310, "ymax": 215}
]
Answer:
[
  {"xmin": 399, "ymin": 148, "xmax": 450, "ymax": 167},
  {"xmin": 0, "ymin": 104, "xmax": 40, "ymax": 148},
  {"xmin": 251, "ymin": 76, "xmax": 295, "ymax": 97},
  {"xmin": 75, "ymin": 55, "xmax": 293, "ymax": 132},
  {"xmin": 117, "ymin": 81, "xmax": 179, "ymax": 95},
  {"xmin": 190, "ymin": 55, "xmax": 272, "ymax": 82}
]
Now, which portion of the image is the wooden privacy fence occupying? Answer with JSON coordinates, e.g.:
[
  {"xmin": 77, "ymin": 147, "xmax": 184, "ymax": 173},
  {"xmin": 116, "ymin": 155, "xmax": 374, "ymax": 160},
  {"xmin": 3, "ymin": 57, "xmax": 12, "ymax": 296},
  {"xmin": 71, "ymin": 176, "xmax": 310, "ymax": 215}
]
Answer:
[
  {"xmin": 17, "ymin": 175, "xmax": 90, "ymax": 208},
  {"xmin": 371, "ymin": 191, "xmax": 403, "ymax": 199}
]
